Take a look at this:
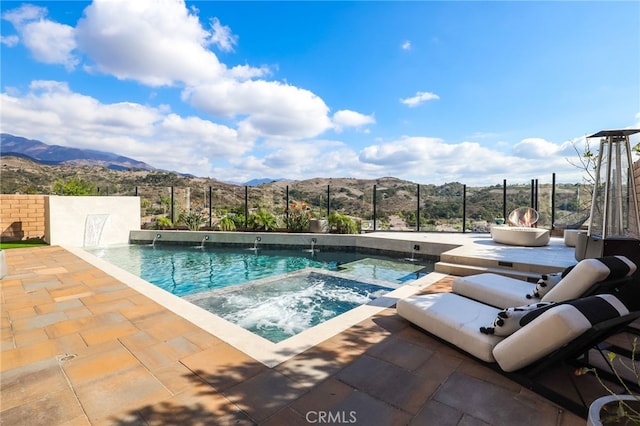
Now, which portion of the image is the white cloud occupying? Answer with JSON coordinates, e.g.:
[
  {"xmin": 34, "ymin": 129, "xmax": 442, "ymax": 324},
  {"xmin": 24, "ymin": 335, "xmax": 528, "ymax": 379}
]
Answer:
[
  {"xmin": 512, "ymin": 138, "xmax": 562, "ymax": 158},
  {"xmin": 0, "ymin": 80, "xmax": 250, "ymax": 177},
  {"xmin": 0, "ymin": 35, "xmax": 19, "ymax": 47},
  {"xmin": 332, "ymin": 110, "xmax": 375, "ymax": 133},
  {"xmin": 75, "ymin": 0, "xmax": 227, "ymax": 86},
  {"xmin": 2, "ymin": 4, "xmax": 46, "ymax": 26},
  {"xmin": 401, "ymin": 40, "xmax": 411, "ymax": 50},
  {"xmin": 208, "ymin": 17, "xmax": 238, "ymax": 53},
  {"xmin": 2, "ymin": 4, "xmax": 78, "ymax": 70},
  {"xmin": 0, "ymin": 80, "xmax": 587, "ymax": 184},
  {"xmin": 357, "ymin": 136, "xmax": 582, "ymax": 185},
  {"xmin": 183, "ymin": 79, "xmax": 332, "ymax": 139},
  {"xmin": 400, "ymin": 91, "xmax": 440, "ymax": 107}
]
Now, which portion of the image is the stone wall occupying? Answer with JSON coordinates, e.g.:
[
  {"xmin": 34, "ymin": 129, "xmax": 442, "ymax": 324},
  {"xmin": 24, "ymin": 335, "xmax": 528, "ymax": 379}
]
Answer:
[{"xmin": 0, "ymin": 194, "xmax": 46, "ymax": 241}]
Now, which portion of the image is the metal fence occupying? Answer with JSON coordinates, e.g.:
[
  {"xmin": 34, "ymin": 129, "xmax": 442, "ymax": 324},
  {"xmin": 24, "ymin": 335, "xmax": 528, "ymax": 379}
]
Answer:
[{"xmin": 113, "ymin": 173, "xmax": 591, "ymax": 233}]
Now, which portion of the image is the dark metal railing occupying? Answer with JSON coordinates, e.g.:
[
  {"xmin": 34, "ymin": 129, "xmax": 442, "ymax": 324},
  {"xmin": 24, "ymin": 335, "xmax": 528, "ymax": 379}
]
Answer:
[{"xmin": 103, "ymin": 172, "xmax": 591, "ymax": 233}]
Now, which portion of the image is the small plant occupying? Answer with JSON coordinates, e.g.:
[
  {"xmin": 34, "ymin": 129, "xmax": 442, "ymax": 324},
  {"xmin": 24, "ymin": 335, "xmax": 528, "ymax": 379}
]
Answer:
[
  {"xmin": 230, "ymin": 214, "xmax": 246, "ymax": 230},
  {"xmin": 177, "ymin": 210, "xmax": 206, "ymax": 231},
  {"xmin": 285, "ymin": 201, "xmax": 312, "ymax": 232},
  {"xmin": 218, "ymin": 216, "xmax": 236, "ymax": 231},
  {"xmin": 576, "ymin": 338, "xmax": 640, "ymax": 424},
  {"xmin": 328, "ymin": 212, "xmax": 358, "ymax": 234},
  {"xmin": 248, "ymin": 208, "xmax": 278, "ymax": 231},
  {"xmin": 154, "ymin": 216, "xmax": 172, "ymax": 229}
]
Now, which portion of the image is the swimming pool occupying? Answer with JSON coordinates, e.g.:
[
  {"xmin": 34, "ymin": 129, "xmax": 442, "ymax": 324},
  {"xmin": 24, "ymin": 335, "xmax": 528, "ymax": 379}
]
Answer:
[{"xmin": 87, "ymin": 244, "xmax": 433, "ymax": 342}]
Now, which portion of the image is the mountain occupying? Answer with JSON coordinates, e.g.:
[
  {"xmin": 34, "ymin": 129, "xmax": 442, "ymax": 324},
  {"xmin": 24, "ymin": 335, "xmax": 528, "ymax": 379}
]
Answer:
[
  {"xmin": 244, "ymin": 178, "xmax": 286, "ymax": 186},
  {"xmin": 0, "ymin": 133, "xmax": 155, "ymax": 171}
]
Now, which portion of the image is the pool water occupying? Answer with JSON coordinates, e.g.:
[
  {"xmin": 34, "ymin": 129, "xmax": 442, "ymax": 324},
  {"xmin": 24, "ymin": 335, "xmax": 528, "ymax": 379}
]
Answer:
[
  {"xmin": 88, "ymin": 244, "xmax": 431, "ymax": 296},
  {"xmin": 185, "ymin": 270, "xmax": 393, "ymax": 343},
  {"xmin": 87, "ymin": 244, "xmax": 433, "ymax": 342}
]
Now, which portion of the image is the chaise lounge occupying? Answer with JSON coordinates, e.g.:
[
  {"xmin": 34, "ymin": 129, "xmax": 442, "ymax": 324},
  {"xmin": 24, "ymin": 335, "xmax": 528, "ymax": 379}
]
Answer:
[
  {"xmin": 396, "ymin": 256, "xmax": 640, "ymax": 416},
  {"xmin": 451, "ymin": 255, "xmax": 636, "ymax": 308}
]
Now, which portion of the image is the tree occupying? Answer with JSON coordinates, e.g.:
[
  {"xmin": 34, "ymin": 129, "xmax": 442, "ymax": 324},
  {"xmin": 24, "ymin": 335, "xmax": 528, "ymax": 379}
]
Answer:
[
  {"xmin": 566, "ymin": 137, "xmax": 597, "ymax": 212},
  {"xmin": 52, "ymin": 176, "xmax": 96, "ymax": 195}
]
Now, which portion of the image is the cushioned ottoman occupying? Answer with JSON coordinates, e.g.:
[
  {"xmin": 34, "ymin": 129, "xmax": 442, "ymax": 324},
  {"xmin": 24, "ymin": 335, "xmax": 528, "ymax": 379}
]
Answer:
[{"xmin": 397, "ymin": 292, "xmax": 503, "ymax": 363}]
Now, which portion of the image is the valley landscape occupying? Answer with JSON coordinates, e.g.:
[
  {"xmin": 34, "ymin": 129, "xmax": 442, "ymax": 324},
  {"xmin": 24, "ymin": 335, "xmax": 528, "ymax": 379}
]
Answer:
[{"xmin": 1, "ymin": 134, "xmax": 585, "ymax": 231}]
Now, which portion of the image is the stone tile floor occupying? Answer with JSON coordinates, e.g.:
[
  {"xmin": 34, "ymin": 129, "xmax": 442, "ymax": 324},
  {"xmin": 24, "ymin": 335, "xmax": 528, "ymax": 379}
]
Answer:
[{"xmin": 1, "ymin": 246, "xmax": 590, "ymax": 425}]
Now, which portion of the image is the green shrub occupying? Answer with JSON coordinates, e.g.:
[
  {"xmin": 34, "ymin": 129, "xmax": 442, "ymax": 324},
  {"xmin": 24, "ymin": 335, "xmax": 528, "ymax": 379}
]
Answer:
[
  {"xmin": 154, "ymin": 216, "xmax": 172, "ymax": 229},
  {"xmin": 177, "ymin": 211, "xmax": 206, "ymax": 231},
  {"xmin": 53, "ymin": 176, "xmax": 96, "ymax": 195},
  {"xmin": 328, "ymin": 212, "xmax": 358, "ymax": 234},
  {"xmin": 218, "ymin": 216, "xmax": 236, "ymax": 231},
  {"xmin": 248, "ymin": 208, "xmax": 278, "ymax": 231}
]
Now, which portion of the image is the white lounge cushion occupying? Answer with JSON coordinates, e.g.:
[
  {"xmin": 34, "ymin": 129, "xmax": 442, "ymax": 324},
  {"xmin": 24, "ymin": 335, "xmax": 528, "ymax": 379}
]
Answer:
[
  {"xmin": 494, "ymin": 294, "xmax": 629, "ymax": 372},
  {"xmin": 397, "ymin": 292, "xmax": 503, "ymax": 363},
  {"xmin": 452, "ymin": 256, "xmax": 635, "ymax": 309},
  {"xmin": 541, "ymin": 256, "xmax": 636, "ymax": 302},
  {"xmin": 452, "ymin": 273, "xmax": 534, "ymax": 308}
]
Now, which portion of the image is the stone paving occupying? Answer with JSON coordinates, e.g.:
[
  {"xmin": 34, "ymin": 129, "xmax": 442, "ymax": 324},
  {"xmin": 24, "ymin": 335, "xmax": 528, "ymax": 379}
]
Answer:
[{"xmin": 1, "ymin": 246, "xmax": 587, "ymax": 425}]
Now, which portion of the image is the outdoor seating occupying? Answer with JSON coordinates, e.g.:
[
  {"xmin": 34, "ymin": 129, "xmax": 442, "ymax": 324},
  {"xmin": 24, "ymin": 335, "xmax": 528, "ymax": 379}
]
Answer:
[
  {"xmin": 397, "ymin": 291, "xmax": 637, "ymax": 371},
  {"xmin": 490, "ymin": 207, "xmax": 550, "ymax": 246},
  {"xmin": 451, "ymin": 255, "xmax": 637, "ymax": 308},
  {"xmin": 397, "ymin": 276, "xmax": 640, "ymax": 417}
]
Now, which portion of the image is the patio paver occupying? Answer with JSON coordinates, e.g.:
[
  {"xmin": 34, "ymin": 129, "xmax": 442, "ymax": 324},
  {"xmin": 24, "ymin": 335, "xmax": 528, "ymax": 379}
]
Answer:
[{"xmin": 0, "ymin": 245, "xmax": 588, "ymax": 425}]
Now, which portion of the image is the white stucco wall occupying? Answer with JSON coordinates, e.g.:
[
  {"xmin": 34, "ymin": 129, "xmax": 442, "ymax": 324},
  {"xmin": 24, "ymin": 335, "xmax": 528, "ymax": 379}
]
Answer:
[{"xmin": 45, "ymin": 196, "xmax": 140, "ymax": 247}]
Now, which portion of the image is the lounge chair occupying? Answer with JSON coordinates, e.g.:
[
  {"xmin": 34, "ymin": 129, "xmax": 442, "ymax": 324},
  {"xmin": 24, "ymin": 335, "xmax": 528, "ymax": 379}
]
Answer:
[
  {"xmin": 451, "ymin": 255, "xmax": 636, "ymax": 308},
  {"xmin": 396, "ymin": 279, "xmax": 640, "ymax": 417}
]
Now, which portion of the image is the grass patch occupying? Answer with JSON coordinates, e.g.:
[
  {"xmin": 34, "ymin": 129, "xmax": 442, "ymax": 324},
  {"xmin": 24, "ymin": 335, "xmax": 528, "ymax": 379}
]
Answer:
[{"xmin": 0, "ymin": 238, "xmax": 48, "ymax": 249}]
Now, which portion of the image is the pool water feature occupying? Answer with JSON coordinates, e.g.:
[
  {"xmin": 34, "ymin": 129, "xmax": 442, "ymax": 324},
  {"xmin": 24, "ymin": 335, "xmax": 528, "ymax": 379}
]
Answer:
[{"xmin": 184, "ymin": 269, "xmax": 394, "ymax": 343}]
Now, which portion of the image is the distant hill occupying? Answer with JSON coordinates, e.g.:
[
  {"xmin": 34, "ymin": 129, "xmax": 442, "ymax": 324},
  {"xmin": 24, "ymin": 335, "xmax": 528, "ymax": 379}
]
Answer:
[
  {"xmin": 0, "ymin": 137, "xmax": 585, "ymax": 231},
  {"xmin": 244, "ymin": 178, "xmax": 286, "ymax": 186},
  {"xmin": 0, "ymin": 133, "xmax": 155, "ymax": 171}
]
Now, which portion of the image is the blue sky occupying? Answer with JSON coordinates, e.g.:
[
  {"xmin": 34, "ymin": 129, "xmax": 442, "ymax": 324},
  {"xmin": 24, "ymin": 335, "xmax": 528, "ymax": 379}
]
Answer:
[{"xmin": 1, "ymin": 0, "xmax": 639, "ymax": 185}]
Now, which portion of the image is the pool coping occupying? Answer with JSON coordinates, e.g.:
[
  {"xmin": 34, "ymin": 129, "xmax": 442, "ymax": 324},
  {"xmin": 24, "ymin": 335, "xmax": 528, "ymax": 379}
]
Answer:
[{"xmin": 66, "ymin": 246, "xmax": 446, "ymax": 367}]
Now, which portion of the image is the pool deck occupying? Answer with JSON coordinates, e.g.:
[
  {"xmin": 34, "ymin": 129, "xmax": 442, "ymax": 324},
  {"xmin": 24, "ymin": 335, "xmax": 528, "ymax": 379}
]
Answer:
[{"xmin": 1, "ymin": 233, "xmax": 588, "ymax": 425}]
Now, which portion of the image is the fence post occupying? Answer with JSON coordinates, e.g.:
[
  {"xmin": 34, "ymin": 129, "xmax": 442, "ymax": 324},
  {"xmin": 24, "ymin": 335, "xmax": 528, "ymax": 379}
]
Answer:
[
  {"xmin": 373, "ymin": 184, "xmax": 377, "ymax": 231},
  {"xmin": 416, "ymin": 184, "xmax": 420, "ymax": 232},
  {"xmin": 551, "ymin": 173, "xmax": 556, "ymax": 230},
  {"xmin": 209, "ymin": 186, "xmax": 213, "ymax": 228},
  {"xmin": 530, "ymin": 179, "xmax": 535, "ymax": 209},
  {"xmin": 326, "ymin": 184, "xmax": 330, "ymax": 218},
  {"xmin": 244, "ymin": 186, "xmax": 248, "ymax": 231},
  {"xmin": 170, "ymin": 186, "xmax": 174, "ymax": 224},
  {"xmin": 502, "ymin": 179, "xmax": 507, "ymax": 220},
  {"xmin": 462, "ymin": 184, "xmax": 467, "ymax": 233},
  {"xmin": 286, "ymin": 185, "xmax": 289, "ymax": 231}
]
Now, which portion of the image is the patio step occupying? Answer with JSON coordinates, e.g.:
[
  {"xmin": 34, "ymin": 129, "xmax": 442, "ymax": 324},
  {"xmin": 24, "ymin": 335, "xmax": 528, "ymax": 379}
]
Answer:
[
  {"xmin": 438, "ymin": 251, "xmax": 564, "ymax": 276},
  {"xmin": 434, "ymin": 261, "xmax": 542, "ymax": 282}
]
